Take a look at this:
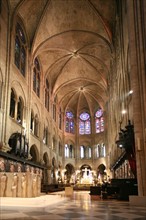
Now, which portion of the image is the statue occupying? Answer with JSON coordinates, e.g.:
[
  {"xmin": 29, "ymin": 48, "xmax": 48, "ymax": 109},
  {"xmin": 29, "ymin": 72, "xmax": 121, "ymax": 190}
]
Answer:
[
  {"xmin": 10, "ymin": 162, "xmax": 15, "ymax": 172},
  {"xmin": 0, "ymin": 173, "xmax": 7, "ymax": 197},
  {"xmin": 32, "ymin": 174, "xmax": 37, "ymax": 197},
  {"xmin": 11, "ymin": 173, "xmax": 18, "ymax": 197},
  {"xmin": 21, "ymin": 173, "xmax": 27, "ymax": 197},
  {"xmin": 0, "ymin": 158, "xmax": 5, "ymax": 172},
  {"xmin": 17, "ymin": 163, "xmax": 22, "ymax": 172}
]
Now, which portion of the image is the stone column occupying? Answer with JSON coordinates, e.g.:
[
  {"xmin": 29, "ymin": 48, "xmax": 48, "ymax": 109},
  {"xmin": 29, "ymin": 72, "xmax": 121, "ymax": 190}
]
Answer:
[
  {"xmin": 47, "ymin": 165, "xmax": 52, "ymax": 184},
  {"xmin": 127, "ymin": 0, "xmax": 146, "ymax": 196}
]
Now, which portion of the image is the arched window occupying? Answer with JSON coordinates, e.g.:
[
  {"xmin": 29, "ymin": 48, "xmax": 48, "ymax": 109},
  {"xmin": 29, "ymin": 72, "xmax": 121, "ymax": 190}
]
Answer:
[
  {"xmin": 65, "ymin": 144, "xmax": 74, "ymax": 158},
  {"xmin": 65, "ymin": 111, "xmax": 74, "ymax": 133},
  {"xmin": 30, "ymin": 110, "xmax": 34, "ymax": 131},
  {"xmin": 9, "ymin": 89, "xmax": 24, "ymax": 124},
  {"xmin": 59, "ymin": 142, "xmax": 62, "ymax": 156},
  {"xmin": 65, "ymin": 144, "xmax": 69, "ymax": 158},
  {"xmin": 79, "ymin": 112, "xmax": 91, "ymax": 135},
  {"xmin": 59, "ymin": 107, "xmax": 62, "ymax": 129},
  {"xmin": 80, "ymin": 146, "xmax": 92, "ymax": 159},
  {"xmin": 88, "ymin": 147, "xmax": 92, "ymax": 158},
  {"xmin": 96, "ymin": 143, "xmax": 106, "ymax": 158},
  {"xmin": 80, "ymin": 146, "xmax": 85, "ymax": 158},
  {"xmin": 43, "ymin": 126, "xmax": 48, "ymax": 145},
  {"xmin": 17, "ymin": 97, "xmax": 23, "ymax": 124},
  {"xmin": 14, "ymin": 22, "xmax": 26, "ymax": 76},
  {"xmin": 9, "ymin": 89, "xmax": 16, "ymax": 118},
  {"xmin": 95, "ymin": 109, "xmax": 104, "ymax": 133},
  {"xmin": 53, "ymin": 96, "xmax": 57, "ymax": 121},
  {"xmin": 33, "ymin": 58, "xmax": 40, "ymax": 97},
  {"xmin": 52, "ymin": 137, "xmax": 56, "ymax": 150},
  {"xmin": 34, "ymin": 115, "xmax": 39, "ymax": 137},
  {"xmin": 45, "ymin": 79, "xmax": 49, "ymax": 111}
]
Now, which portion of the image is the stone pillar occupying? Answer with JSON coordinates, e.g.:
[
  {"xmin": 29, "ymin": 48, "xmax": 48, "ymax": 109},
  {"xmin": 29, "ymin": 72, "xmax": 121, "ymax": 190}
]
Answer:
[
  {"xmin": 127, "ymin": 0, "xmax": 146, "ymax": 196},
  {"xmin": 47, "ymin": 165, "xmax": 52, "ymax": 184}
]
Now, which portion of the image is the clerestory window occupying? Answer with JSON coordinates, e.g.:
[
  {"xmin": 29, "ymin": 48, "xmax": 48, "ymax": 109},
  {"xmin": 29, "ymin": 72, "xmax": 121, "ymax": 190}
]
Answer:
[
  {"xmin": 65, "ymin": 111, "xmax": 74, "ymax": 133},
  {"xmin": 14, "ymin": 22, "xmax": 26, "ymax": 76},
  {"xmin": 79, "ymin": 112, "xmax": 91, "ymax": 135}
]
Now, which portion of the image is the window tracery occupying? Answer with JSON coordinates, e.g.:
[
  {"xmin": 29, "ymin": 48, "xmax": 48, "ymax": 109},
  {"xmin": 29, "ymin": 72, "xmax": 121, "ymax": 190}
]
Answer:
[
  {"xmin": 14, "ymin": 23, "xmax": 26, "ymax": 76},
  {"xmin": 79, "ymin": 112, "xmax": 91, "ymax": 135},
  {"xmin": 95, "ymin": 109, "xmax": 104, "ymax": 133},
  {"xmin": 65, "ymin": 111, "xmax": 74, "ymax": 133},
  {"xmin": 96, "ymin": 143, "xmax": 106, "ymax": 158},
  {"xmin": 45, "ymin": 79, "xmax": 49, "ymax": 111},
  {"xmin": 33, "ymin": 58, "xmax": 40, "ymax": 97}
]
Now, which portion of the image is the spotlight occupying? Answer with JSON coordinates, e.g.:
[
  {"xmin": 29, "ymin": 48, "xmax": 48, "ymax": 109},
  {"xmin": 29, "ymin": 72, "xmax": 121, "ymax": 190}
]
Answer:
[
  {"xmin": 122, "ymin": 109, "xmax": 127, "ymax": 114},
  {"xmin": 129, "ymin": 90, "xmax": 133, "ymax": 94}
]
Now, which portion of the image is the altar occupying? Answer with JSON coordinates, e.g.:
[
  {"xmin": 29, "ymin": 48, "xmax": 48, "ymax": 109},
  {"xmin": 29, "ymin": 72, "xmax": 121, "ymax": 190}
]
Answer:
[{"xmin": 80, "ymin": 168, "xmax": 93, "ymax": 184}]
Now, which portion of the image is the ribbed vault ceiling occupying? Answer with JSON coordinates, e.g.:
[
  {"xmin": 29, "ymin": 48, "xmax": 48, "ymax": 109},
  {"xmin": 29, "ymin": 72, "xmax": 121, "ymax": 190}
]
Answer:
[{"xmin": 9, "ymin": 0, "xmax": 116, "ymax": 116}]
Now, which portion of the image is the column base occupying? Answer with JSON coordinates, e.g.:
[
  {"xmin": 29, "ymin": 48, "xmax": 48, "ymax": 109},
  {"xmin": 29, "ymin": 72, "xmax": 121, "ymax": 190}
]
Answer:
[{"xmin": 129, "ymin": 195, "xmax": 146, "ymax": 207}]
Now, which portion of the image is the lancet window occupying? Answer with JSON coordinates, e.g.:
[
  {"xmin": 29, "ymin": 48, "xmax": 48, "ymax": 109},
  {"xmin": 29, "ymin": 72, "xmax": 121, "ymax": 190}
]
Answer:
[
  {"xmin": 65, "ymin": 111, "xmax": 74, "ymax": 133},
  {"xmin": 14, "ymin": 22, "xmax": 26, "ymax": 76},
  {"xmin": 79, "ymin": 112, "xmax": 91, "ymax": 135},
  {"xmin": 33, "ymin": 58, "xmax": 40, "ymax": 97},
  {"xmin": 95, "ymin": 109, "xmax": 104, "ymax": 133}
]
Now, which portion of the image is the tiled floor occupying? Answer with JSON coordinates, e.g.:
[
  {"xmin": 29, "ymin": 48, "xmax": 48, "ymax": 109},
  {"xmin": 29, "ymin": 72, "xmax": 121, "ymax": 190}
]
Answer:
[{"xmin": 1, "ymin": 191, "xmax": 146, "ymax": 220}]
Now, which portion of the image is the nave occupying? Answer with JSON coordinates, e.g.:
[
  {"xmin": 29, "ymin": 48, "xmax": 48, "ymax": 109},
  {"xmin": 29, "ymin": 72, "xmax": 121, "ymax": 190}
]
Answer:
[{"xmin": 1, "ymin": 191, "xmax": 146, "ymax": 220}]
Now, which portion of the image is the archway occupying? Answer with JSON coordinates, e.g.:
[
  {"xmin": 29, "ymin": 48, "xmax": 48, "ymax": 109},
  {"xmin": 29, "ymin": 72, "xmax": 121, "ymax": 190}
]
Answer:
[
  {"xmin": 80, "ymin": 164, "xmax": 92, "ymax": 184},
  {"xmin": 51, "ymin": 157, "xmax": 56, "ymax": 184},
  {"xmin": 8, "ymin": 132, "xmax": 29, "ymax": 158},
  {"xmin": 43, "ymin": 152, "xmax": 49, "ymax": 184},
  {"xmin": 97, "ymin": 164, "xmax": 107, "ymax": 183},
  {"xmin": 29, "ymin": 145, "xmax": 39, "ymax": 162},
  {"xmin": 65, "ymin": 163, "xmax": 75, "ymax": 184}
]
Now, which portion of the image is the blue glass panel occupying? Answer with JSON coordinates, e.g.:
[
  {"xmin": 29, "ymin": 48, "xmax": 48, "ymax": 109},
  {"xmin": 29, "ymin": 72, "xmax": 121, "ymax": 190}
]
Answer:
[
  {"xmin": 66, "ymin": 111, "xmax": 73, "ymax": 119},
  {"xmin": 79, "ymin": 120, "xmax": 85, "ymax": 134},
  {"xmin": 15, "ymin": 37, "xmax": 20, "ymax": 68},
  {"xmin": 34, "ymin": 58, "xmax": 40, "ymax": 70},
  {"xmin": 21, "ymin": 46, "xmax": 26, "ymax": 75},
  {"xmin": 95, "ymin": 109, "xmax": 103, "ymax": 118},
  {"xmin": 16, "ymin": 23, "xmax": 26, "ymax": 44},
  {"xmin": 80, "ymin": 112, "xmax": 90, "ymax": 121},
  {"xmin": 85, "ymin": 120, "xmax": 91, "ymax": 134}
]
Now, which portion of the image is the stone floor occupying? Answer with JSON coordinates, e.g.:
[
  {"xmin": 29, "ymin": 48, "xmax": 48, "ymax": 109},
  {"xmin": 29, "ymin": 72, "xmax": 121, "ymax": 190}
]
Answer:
[{"xmin": 0, "ymin": 191, "xmax": 146, "ymax": 220}]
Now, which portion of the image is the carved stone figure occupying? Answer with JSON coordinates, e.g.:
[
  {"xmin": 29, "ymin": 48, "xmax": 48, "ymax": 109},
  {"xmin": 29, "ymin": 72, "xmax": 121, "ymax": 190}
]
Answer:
[
  {"xmin": 11, "ymin": 173, "xmax": 18, "ymax": 197},
  {"xmin": 21, "ymin": 173, "xmax": 27, "ymax": 197},
  {"xmin": 0, "ymin": 173, "xmax": 7, "ymax": 197}
]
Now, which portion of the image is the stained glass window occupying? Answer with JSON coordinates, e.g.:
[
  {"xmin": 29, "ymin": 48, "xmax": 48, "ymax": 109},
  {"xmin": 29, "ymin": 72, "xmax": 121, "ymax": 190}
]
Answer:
[
  {"xmin": 65, "ymin": 111, "xmax": 74, "ymax": 133},
  {"xmin": 15, "ymin": 23, "xmax": 26, "ymax": 76},
  {"xmin": 45, "ymin": 79, "xmax": 49, "ymax": 111},
  {"xmin": 95, "ymin": 109, "xmax": 104, "ymax": 133},
  {"xmin": 20, "ymin": 47, "xmax": 26, "ymax": 75},
  {"xmin": 33, "ymin": 58, "xmax": 40, "ymax": 97},
  {"xmin": 79, "ymin": 112, "xmax": 91, "ymax": 135},
  {"xmin": 80, "ymin": 112, "xmax": 90, "ymax": 120}
]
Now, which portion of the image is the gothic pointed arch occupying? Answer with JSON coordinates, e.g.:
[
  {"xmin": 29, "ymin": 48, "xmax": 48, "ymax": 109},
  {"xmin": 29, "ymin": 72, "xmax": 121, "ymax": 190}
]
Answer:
[
  {"xmin": 29, "ymin": 145, "xmax": 39, "ymax": 163},
  {"xmin": 14, "ymin": 19, "xmax": 27, "ymax": 76}
]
